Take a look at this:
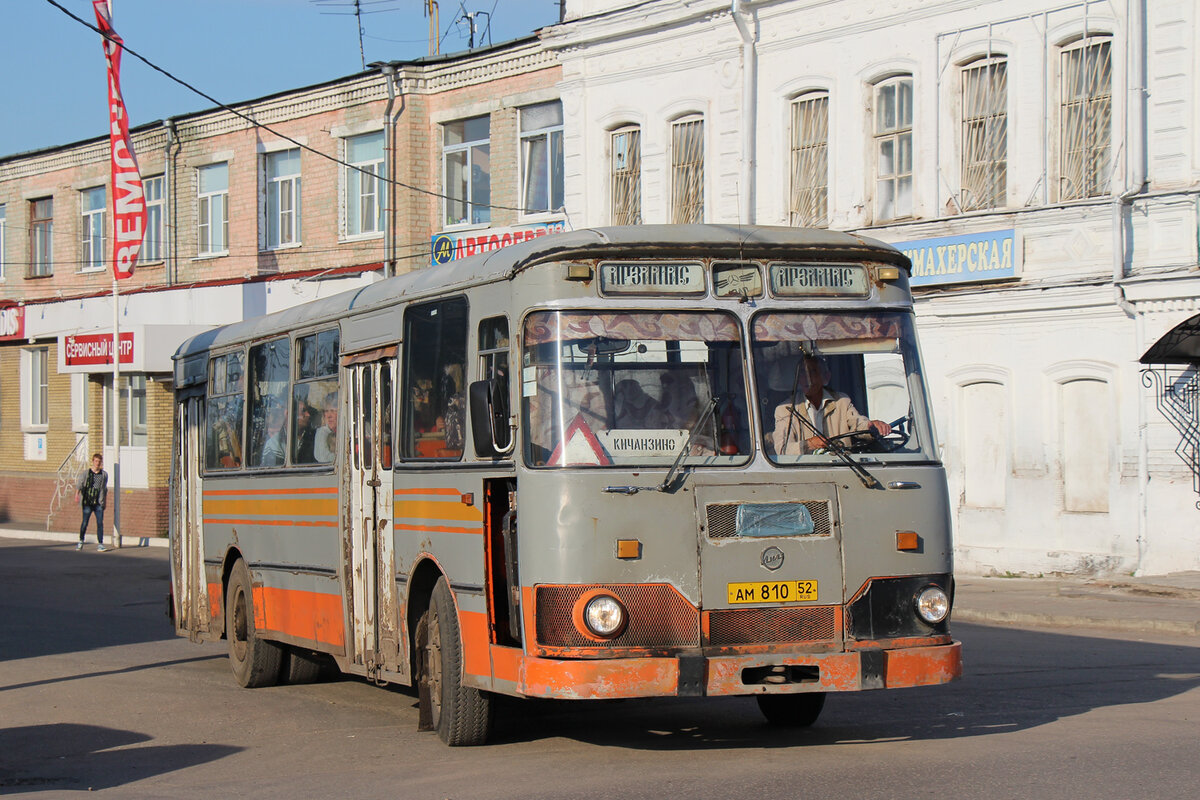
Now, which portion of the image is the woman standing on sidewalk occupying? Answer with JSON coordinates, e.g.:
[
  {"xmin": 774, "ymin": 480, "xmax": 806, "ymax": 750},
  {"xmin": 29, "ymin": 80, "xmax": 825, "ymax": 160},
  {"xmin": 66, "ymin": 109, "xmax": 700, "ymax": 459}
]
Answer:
[{"xmin": 75, "ymin": 454, "xmax": 108, "ymax": 552}]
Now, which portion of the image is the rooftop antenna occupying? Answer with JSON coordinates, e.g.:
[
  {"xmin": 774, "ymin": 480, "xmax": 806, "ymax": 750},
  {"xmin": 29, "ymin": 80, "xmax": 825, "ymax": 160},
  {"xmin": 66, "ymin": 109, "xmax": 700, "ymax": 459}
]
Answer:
[
  {"xmin": 312, "ymin": 0, "xmax": 402, "ymax": 69},
  {"xmin": 425, "ymin": 0, "xmax": 440, "ymax": 55}
]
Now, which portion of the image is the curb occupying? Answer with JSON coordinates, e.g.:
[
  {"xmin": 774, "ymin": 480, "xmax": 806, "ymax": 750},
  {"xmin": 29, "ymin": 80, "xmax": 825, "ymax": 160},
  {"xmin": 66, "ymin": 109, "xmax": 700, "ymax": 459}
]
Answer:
[
  {"xmin": 955, "ymin": 608, "xmax": 1200, "ymax": 637},
  {"xmin": 0, "ymin": 529, "xmax": 168, "ymax": 549}
]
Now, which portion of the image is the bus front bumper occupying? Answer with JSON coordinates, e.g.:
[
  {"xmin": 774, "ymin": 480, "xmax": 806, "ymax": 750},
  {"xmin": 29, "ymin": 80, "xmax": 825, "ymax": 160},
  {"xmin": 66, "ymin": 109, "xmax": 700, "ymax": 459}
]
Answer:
[{"xmin": 517, "ymin": 641, "xmax": 962, "ymax": 700}]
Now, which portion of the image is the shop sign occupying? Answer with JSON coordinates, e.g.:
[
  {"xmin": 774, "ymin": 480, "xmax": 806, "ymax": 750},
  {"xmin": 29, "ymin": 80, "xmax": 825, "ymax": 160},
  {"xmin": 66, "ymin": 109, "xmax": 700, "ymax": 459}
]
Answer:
[
  {"xmin": 893, "ymin": 229, "xmax": 1019, "ymax": 287},
  {"xmin": 64, "ymin": 332, "xmax": 134, "ymax": 366},
  {"xmin": 0, "ymin": 307, "xmax": 25, "ymax": 340},
  {"xmin": 431, "ymin": 221, "xmax": 566, "ymax": 266}
]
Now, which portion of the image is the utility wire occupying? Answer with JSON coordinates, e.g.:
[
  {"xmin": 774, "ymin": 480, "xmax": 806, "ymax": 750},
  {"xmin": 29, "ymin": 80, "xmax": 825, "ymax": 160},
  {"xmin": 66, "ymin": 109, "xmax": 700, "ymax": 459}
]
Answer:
[{"xmin": 41, "ymin": 0, "xmax": 545, "ymax": 216}]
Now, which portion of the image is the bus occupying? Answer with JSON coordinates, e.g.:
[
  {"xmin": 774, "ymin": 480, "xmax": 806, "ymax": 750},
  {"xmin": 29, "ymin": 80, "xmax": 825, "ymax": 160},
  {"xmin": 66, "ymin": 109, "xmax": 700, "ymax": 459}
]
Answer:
[{"xmin": 169, "ymin": 225, "xmax": 961, "ymax": 745}]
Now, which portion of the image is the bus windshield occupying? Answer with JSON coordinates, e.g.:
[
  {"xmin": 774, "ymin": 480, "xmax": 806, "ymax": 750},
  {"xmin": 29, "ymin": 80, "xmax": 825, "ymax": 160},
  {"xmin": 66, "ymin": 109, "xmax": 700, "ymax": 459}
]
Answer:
[
  {"xmin": 522, "ymin": 310, "xmax": 752, "ymax": 468},
  {"xmin": 751, "ymin": 311, "xmax": 935, "ymax": 464}
]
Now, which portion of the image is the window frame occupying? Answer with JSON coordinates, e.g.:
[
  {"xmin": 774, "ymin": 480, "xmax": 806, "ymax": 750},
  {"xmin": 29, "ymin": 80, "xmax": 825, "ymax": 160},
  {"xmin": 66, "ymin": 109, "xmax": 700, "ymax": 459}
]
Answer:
[
  {"xmin": 102, "ymin": 374, "xmax": 148, "ymax": 449},
  {"xmin": 197, "ymin": 163, "xmax": 229, "ymax": 256},
  {"xmin": 442, "ymin": 116, "xmax": 491, "ymax": 228},
  {"xmin": 610, "ymin": 125, "xmax": 643, "ymax": 226},
  {"xmin": 80, "ymin": 185, "xmax": 107, "ymax": 273},
  {"xmin": 29, "ymin": 197, "xmax": 53, "ymax": 277},
  {"xmin": 23, "ymin": 346, "xmax": 50, "ymax": 431},
  {"xmin": 518, "ymin": 101, "xmax": 564, "ymax": 218},
  {"xmin": 872, "ymin": 75, "xmax": 914, "ymax": 222},
  {"xmin": 1058, "ymin": 35, "xmax": 1113, "ymax": 202},
  {"xmin": 142, "ymin": 175, "xmax": 165, "ymax": 262},
  {"xmin": 343, "ymin": 132, "xmax": 386, "ymax": 239},
  {"xmin": 0, "ymin": 203, "xmax": 7, "ymax": 280},
  {"xmin": 958, "ymin": 56, "xmax": 1008, "ymax": 212},
  {"xmin": 400, "ymin": 297, "xmax": 469, "ymax": 461},
  {"xmin": 670, "ymin": 115, "xmax": 705, "ymax": 224},
  {"xmin": 788, "ymin": 91, "xmax": 830, "ymax": 228},
  {"xmin": 263, "ymin": 148, "xmax": 302, "ymax": 250}
]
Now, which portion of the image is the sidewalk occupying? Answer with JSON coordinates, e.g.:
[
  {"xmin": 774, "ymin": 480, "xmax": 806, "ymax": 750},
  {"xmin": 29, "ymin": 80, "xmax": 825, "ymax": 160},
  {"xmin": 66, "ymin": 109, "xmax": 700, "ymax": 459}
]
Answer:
[
  {"xmin": 2, "ymin": 524, "xmax": 1197, "ymax": 636},
  {"xmin": 0, "ymin": 523, "xmax": 167, "ymax": 549}
]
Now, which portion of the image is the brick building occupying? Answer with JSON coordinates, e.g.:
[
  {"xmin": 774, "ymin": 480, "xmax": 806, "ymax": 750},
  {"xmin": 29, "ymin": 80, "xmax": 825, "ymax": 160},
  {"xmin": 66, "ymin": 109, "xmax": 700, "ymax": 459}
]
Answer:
[{"xmin": 0, "ymin": 37, "xmax": 561, "ymax": 538}]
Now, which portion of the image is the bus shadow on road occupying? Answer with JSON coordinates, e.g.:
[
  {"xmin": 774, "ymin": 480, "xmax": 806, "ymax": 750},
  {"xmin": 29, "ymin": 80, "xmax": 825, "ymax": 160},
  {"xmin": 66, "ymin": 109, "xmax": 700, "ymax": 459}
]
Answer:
[
  {"xmin": 488, "ymin": 623, "xmax": 1200, "ymax": 750},
  {"xmin": 0, "ymin": 722, "xmax": 241, "ymax": 793}
]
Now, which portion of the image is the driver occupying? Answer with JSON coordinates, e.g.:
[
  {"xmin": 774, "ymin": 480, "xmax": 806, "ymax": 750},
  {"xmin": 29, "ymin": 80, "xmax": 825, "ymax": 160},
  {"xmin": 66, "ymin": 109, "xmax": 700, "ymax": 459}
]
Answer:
[{"xmin": 772, "ymin": 353, "xmax": 892, "ymax": 455}]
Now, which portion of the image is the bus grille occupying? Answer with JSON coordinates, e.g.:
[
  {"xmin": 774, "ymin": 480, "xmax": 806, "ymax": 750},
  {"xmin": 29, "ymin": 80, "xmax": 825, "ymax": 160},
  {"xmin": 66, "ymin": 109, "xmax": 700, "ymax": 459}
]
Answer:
[
  {"xmin": 705, "ymin": 501, "xmax": 832, "ymax": 538},
  {"xmin": 705, "ymin": 606, "xmax": 838, "ymax": 646},
  {"xmin": 535, "ymin": 584, "xmax": 699, "ymax": 649}
]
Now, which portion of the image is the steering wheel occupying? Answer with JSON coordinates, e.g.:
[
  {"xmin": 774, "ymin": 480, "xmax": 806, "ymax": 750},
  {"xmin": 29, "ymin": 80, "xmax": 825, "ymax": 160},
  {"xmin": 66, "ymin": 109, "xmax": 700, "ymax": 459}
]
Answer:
[{"xmin": 820, "ymin": 416, "xmax": 911, "ymax": 453}]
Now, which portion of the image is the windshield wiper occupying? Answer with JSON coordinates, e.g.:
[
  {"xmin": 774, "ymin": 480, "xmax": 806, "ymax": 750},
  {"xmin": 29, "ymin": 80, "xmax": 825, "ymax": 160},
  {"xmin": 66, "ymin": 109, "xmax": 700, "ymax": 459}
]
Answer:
[
  {"xmin": 603, "ymin": 395, "xmax": 720, "ymax": 496},
  {"xmin": 781, "ymin": 405, "xmax": 883, "ymax": 490}
]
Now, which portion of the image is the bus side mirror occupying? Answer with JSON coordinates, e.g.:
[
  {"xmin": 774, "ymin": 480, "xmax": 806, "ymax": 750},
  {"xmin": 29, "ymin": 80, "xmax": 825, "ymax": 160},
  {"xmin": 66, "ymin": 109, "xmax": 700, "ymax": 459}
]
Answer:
[{"xmin": 469, "ymin": 378, "xmax": 513, "ymax": 458}]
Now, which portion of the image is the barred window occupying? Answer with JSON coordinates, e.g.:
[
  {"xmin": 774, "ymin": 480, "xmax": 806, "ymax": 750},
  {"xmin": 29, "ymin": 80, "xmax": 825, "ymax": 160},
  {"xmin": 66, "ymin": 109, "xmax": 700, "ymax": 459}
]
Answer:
[
  {"xmin": 874, "ymin": 76, "xmax": 913, "ymax": 221},
  {"xmin": 960, "ymin": 58, "xmax": 1007, "ymax": 211},
  {"xmin": 788, "ymin": 93, "xmax": 829, "ymax": 227},
  {"xmin": 610, "ymin": 126, "xmax": 642, "ymax": 225},
  {"xmin": 670, "ymin": 117, "xmax": 704, "ymax": 224},
  {"xmin": 1060, "ymin": 37, "xmax": 1112, "ymax": 201}
]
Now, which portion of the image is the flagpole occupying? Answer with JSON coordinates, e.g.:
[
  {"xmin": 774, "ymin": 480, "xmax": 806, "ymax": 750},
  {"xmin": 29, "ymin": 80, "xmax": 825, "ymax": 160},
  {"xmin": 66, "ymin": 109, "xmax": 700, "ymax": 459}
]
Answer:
[{"xmin": 112, "ymin": 279, "xmax": 121, "ymax": 548}]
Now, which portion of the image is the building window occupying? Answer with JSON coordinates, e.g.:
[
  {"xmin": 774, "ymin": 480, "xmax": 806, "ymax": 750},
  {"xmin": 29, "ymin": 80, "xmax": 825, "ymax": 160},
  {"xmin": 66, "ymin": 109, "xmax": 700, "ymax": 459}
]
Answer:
[
  {"xmin": 197, "ymin": 163, "xmax": 228, "ymax": 255},
  {"xmin": 103, "ymin": 374, "xmax": 148, "ymax": 448},
  {"xmin": 264, "ymin": 149, "xmax": 302, "ymax": 249},
  {"xmin": 959, "ymin": 58, "xmax": 1007, "ymax": 211},
  {"xmin": 81, "ymin": 186, "xmax": 107, "ymax": 272},
  {"xmin": 1060, "ymin": 37, "xmax": 1112, "ymax": 201},
  {"xmin": 874, "ymin": 76, "xmax": 913, "ymax": 221},
  {"xmin": 610, "ymin": 127, "xmax": 642, "ymax": 225},
  {"xmin": 788, "ymin": 92, "xmax": 829, "ymax": 228},
  {"xmin": 519, "ymin": 101, "xmax": 564, "ymax": 216},
  {"xmin": 670, "ymin": 116, "xmax": 704, "ymax": 224},
  {"xmin": 24, "ymin": 347, "xmax": 49, "ymax": 429},
  {"xmin": 72, "ymin": 374, "xmax": 90, "ymax": 432},
  {"xmin": 344, "ymin": 132, "xmax": 385, "ymax": 237},
  {"xmin": 0, "ymin": 204, "xmax": 6, "ymax": 280},
  {"xmin": 30, "ymin": 197, "xmax": 53, "ymax": 277},
  {"xmin": 143, "ymin": 175, "xmax": 164, "ymax": 262},
  {"xmin": 443, "ymin": 116, "xmax": 490, "ymax": 227}
]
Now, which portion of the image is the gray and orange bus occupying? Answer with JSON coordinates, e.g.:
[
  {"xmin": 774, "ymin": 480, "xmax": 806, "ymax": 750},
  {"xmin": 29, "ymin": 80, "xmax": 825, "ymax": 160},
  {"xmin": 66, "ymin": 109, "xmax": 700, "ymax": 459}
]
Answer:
[{"xmin": 170, "ymin": 225, "xmax": 961, "ymax": 745}]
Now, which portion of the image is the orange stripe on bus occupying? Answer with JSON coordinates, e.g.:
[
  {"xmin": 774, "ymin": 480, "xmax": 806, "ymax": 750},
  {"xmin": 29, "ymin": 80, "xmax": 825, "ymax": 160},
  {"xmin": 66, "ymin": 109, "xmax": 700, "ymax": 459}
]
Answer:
[
  {"xmin": 203, "ymin": 518, "xmax": 338, "ymax": 528},
  {"xmin": 204, "ymin": 497, "xmax": 338, "ymax": 516},
  {"xmin": 459, "ymin": 609, "xmax": 491, "ymax": 678},
  {"xmin": 490, "ymin": 645, "xmax": 522, "ymax": 684},
  {"xmin": 393, "ymin": 523, "xmax": 482, "ymax": 535},
  {"xmin": 204, "ymin": 487, "xmax": 339, "ymax": 497},
  {"xmin": 394, "ymin": 499, "xmax": 483, "ymax": 523},
  {"xmin": 252, "ymin": 586, "xmax": 346, "ymax": 649},
  {"xmin": 394, "ymin": 487, "xmax": 462, "ymax": 496}
]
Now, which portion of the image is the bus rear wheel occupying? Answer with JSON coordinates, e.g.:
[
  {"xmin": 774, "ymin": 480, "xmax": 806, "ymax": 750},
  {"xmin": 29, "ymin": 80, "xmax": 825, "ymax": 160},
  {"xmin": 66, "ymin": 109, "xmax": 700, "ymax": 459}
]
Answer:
[
  {"xmin": 225, "ymin": 559, "xmax": 283, "ymax": 688},
  {"xmin": 755, "ymin": 692, "xmax": 826, "ymax": 727},
  {"xmin": 416, "ymin": 577, "xmax": 493, "ymax": 746}
]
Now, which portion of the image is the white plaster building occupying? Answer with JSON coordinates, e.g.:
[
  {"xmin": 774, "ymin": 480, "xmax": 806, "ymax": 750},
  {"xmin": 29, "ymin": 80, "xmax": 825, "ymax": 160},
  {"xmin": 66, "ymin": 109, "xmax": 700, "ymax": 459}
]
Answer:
[{"xmin": 545, "ymin": 0, "xmax": 1200, "ymax": 575}]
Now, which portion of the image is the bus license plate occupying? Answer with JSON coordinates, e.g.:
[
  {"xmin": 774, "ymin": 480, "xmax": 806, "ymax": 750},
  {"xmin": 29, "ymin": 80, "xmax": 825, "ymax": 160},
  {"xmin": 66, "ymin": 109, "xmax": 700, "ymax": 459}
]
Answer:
[{"xmin": 727, "ymin": 580, "xmax": 818, "ymax": 604}]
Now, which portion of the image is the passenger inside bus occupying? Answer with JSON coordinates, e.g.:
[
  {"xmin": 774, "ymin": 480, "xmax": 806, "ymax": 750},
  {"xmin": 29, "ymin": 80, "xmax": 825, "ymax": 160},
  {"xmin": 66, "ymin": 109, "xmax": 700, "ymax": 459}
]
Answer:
[
  {"xmin": 292, "ymin": 396, "xmax": 317, "ymax": 464},
  {"xmin": 613, "ymin": 379, "xmax": 654, "ymax": 428},
  {"xmin": 260, "ymin": 403, "xmax": 287, "ymax": 467},
  {"xmin": 314, "ymin": 392, "xmax": 338, "ymax": 463},
  {"xmin": 772, "ymin": 352, "xmax": 892, "ymax": 455}
]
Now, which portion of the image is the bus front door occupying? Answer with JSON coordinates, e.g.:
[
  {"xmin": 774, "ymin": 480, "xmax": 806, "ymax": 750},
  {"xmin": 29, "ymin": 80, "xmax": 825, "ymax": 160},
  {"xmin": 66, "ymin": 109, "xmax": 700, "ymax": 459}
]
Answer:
[
  {"xmin": 170, "ymin": 396, "xmax": 208, "ymax": 640},
  {"xmin": 346, "ymin": 358, "xmax": 404, "ymax": 680}
]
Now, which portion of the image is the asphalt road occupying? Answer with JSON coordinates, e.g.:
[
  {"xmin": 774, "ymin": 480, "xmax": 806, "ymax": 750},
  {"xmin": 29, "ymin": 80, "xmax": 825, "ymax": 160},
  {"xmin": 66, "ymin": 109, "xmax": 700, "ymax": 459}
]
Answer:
[{"xmin": 2, "ymin": 539, "xmax": 1198, "ymax": 798}]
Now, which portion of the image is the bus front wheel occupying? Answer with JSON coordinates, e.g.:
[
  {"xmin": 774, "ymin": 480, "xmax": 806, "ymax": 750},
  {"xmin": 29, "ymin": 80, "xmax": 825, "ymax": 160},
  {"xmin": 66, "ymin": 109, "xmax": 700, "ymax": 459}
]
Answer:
[
  {"xmin": 225, "ymin": 559, "xmax": 283, "ymax": 688},
  {"xmin": 416, "ymin": 577, "xmax": 493, "ymax": 745},
  {"xmin": 755, "ymin": 692, "xmax": 826, "ymax": 727}
]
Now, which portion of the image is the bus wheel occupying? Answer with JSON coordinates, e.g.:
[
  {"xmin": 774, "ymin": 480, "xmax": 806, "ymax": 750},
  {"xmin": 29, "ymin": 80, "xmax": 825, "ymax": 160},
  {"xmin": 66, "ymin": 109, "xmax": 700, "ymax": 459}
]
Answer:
[
  {"xmin": 225, "ymin": 559, "xmax": 283, "ymax": 688},
  {"xmin": 755, "ymin": 692, "xmax": 826, "ymax": 727},
  {"xmin": 281, "ymin": 646, "xmax": 328, "ymax": 685},
  {"xmin": 417, "ymin": 577, "xmax": 493, "ymax": 746}
]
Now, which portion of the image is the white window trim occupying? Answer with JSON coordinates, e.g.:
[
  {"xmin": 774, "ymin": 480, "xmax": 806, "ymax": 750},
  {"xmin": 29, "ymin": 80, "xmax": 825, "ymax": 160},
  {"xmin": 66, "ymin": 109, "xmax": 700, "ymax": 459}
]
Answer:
[
  {"xmin": 29, "ymin": 197, "xmax": 54, "ymax": 277},
  {"xmin": 609, "ymin": 124, "xmax": 643, "ymax": 226},
  {"xmin": 957, "ymin": 55, "xmax": 1008, "ymax": 212},
  {"xmin": 341, "ymin": 133, "xmax": 386, "ymax": 241},
  {"xmin": 669, "ymin": 114, "xmax": 705, "ymax": 225},
  {"xmin": 72, "ymin": 373, "xmax": 90, "ymax": 433},
  {"xmin": 518, "ymin": 102, "xmax": 565, "ymax": 221},
  {"xmin": 0, "ymin": 203, "xmax": 6, "ymax": 281},
  {"xmin": 1056, "ymin": 35, "xmax": 1114, "ymax": 202},
  {"xmin": 262, "ymin": 149, "xmax": 302, "ymax": 250},
  {"xmin": 788, "ymin": 91, "xmax": 830, "ymax": 228},
  {"xmin": 872, "ymin": 75, "xmax": 914, "ymax": 222},
  {"xmin": 442, "ymin": 117, "xmax": 491, "ymax": 230},
  {"xmin": 21, "ymin": 346, "xmax": 50, "ymax": 433},
  {"xmin": 142, "ymin": 175, "xmax": 166, "ymax": 264},
  {"xmin": 197, "ymin": 163, "xmax": 229, "ymax": 258},
  {"xmin": 80, "ymin": 186, "xmax": 107, "ymax": 273}
]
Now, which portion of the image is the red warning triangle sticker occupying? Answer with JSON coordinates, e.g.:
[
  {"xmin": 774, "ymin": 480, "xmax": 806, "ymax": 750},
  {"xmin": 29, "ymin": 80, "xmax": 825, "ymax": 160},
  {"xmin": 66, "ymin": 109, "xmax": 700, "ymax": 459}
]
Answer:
[{"xmin": 546, "ymin": 413, "xmax": 612, "ymax": 466}]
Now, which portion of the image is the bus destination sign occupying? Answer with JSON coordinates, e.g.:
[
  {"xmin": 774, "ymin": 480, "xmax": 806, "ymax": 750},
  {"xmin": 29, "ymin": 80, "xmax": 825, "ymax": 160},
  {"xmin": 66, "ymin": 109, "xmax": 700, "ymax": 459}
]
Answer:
[
  {"xmin": 769, "ymin": 263, "xmax": 868, "ymax": 297},
  {"xmin": 599, "ymin": 261, "xmax": 706, "ymax": 296}
]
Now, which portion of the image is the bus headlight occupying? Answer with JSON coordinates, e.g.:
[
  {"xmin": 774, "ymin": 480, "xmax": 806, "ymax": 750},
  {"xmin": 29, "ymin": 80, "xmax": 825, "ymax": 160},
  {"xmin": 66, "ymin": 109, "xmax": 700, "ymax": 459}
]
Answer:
[
  {"xmin": 582, "ymin": 594, "xmax": 627, "ymax": 638},
  {"xmin": 915, "ymin": 586, "xmax": 950, "ymax": 624}
]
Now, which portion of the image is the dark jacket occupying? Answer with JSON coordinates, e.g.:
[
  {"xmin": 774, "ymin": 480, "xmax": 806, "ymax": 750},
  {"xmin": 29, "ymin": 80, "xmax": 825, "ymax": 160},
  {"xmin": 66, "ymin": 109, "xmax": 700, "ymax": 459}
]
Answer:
[{"xmin": 77, "ymin": 468, "xmax": 109, "ymax": 510}]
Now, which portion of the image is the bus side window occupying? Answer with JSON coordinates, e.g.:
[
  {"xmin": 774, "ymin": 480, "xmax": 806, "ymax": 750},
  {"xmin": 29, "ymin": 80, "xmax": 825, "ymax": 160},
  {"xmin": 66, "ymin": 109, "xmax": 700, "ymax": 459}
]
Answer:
[
  {"xmin": 205, "ymin": 352, "xmax": 245, "ymax": 470},
  {"xmin": 294, "ymin": 329, "xmax": 339, "ymax": 466},
  {"xmin": 478, "ymin": 316, "xmax": 511, "ymax": 453},
  {"xmin": 246, "ymin": 337, "xmax": 291, "ymax": 468},
  {"xmin": 402, "ymin": 298, "xmax": 469, "ymax": 459}
]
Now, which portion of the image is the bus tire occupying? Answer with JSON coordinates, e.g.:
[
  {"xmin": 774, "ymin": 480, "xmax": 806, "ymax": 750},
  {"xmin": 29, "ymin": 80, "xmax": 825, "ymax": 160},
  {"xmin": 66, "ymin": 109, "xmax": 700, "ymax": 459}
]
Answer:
[
  {"xmin": 417, "ymin": 577, "xmax": 493, "ymax": 746},
  {"xmin": 755, "ymin": 692, "xmax": 826, "ymax": 727},
  {"xmin": 225, "ymin": 559, "xmax": 283, "ymax": 688},
  {"xmin": 281, "ymin": 646, "xmax": 327, "ymax": 684}
]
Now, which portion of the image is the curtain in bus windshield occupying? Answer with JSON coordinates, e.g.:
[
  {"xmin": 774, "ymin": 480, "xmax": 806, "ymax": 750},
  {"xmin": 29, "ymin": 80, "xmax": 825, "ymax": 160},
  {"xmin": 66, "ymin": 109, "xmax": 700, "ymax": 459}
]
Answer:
[
  {"xmin": 521, "ymin": 311, "xmax": 751, "ymax": 468},
  {"xmin": 751, "ymin": 311, "xmax": 930, "ymax": 463}
]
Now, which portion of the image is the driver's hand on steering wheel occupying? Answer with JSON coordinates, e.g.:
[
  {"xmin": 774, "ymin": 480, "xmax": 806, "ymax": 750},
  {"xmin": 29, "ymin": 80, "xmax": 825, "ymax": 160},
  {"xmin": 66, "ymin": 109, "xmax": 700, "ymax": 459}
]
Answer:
[
  {"xmin": 804, "ymin": 434, "xmax": 828, "ymax": 450},
  {"xmin": 867, "ymin": 419, "xmax": 892, "ymax": 436}
]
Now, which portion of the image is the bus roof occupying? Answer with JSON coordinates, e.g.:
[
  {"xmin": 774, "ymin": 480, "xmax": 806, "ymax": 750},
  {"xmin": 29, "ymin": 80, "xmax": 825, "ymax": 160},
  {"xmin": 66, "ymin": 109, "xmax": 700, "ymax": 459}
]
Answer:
[{"xmin": 174, "ymin": 224, "xmax": 908, "ymax": 361}]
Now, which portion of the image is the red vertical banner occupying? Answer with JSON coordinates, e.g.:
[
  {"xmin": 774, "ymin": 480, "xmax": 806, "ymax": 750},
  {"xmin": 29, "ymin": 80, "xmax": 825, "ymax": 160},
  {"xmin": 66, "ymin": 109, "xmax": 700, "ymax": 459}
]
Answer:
[{"xmin": 94, "ymin": 0, "xmax": 146, "ymax": 280}]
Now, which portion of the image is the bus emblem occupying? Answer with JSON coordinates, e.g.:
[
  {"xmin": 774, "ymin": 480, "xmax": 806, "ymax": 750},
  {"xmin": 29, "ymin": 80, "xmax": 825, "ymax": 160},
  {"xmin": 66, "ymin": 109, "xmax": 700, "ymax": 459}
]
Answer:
[{"xmin": 761, "ymin": 546, "xmax": 784, "ymax": 571}]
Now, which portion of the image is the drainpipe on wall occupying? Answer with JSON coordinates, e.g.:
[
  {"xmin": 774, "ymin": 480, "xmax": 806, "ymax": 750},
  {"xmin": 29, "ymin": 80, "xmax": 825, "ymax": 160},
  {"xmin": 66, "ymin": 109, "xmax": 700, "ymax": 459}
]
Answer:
[
  {"xmin": 163, "ymin": 118, "xmax": 178, "ymax": 286},
  {"xmin": 379, "ymin": 63, "xmax": 402, "ymax": 279},
  {"xmin": 731, "ymin": 0, "xmax": 756, "ymax": 225},
  {"xmin": 1112, "ymin": 0, "xmax": 1148, "ymax": 572}
]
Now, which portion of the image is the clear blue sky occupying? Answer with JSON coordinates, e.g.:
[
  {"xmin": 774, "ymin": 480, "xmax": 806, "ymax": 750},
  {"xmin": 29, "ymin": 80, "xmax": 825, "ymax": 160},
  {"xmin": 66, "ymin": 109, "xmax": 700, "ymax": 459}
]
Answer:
[{"xmin": 3, "ymin": 0, "xmax": 563, "ymax": 157}]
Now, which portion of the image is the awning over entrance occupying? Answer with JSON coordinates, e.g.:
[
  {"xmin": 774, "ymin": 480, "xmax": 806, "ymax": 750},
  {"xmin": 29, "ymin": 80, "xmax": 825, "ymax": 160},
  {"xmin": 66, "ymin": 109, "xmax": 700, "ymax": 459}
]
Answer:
[{"xmin": 1140, "ymin": 313, "xmax": 1200, "ymax": 365}]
